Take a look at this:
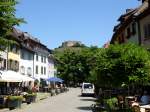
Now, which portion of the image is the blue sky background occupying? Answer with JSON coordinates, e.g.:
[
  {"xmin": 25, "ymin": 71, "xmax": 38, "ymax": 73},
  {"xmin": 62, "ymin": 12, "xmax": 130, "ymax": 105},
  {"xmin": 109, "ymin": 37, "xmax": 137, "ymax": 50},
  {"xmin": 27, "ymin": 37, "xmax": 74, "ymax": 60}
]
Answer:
[{"xmin": 16, "ymin": 0, "xmax": 140, "ymax": 49}]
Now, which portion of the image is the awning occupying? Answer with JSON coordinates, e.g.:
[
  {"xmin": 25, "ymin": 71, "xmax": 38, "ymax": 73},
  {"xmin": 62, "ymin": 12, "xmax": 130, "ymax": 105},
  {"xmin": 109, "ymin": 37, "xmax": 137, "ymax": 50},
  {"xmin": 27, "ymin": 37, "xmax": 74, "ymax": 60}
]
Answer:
[
  {"xmin": 0, "ymin": 70, "xmax": 34, "ymax": 82},
  {"xmin": 47, "ymin": 77, "xmax": 63, "ymax": 83},
  {"xmin": 21, "ymin": 75, "xmax": 34, "ymax": 82}
]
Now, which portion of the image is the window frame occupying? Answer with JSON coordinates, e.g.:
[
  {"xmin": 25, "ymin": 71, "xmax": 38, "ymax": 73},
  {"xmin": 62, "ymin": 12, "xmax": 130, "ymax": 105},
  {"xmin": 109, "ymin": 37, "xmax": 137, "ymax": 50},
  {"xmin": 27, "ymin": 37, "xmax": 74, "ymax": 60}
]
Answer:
[
  {"xmin": 44, "ymin": 67, "xmax": 46, "ymax": 75},
  {"xmin": 36, "ymin": 54, "xmax": 38, "ymax": 61},
  {"xmin": 41, "ymin": 66, "xmax": 43, "ymax": 75},
  {"xmin": 36, "ymin": 65, "xmax": 38, "ymax": 74},
  {"xmin": 144, "ymin": 23, "xmax": 150, "ymax": 39}
]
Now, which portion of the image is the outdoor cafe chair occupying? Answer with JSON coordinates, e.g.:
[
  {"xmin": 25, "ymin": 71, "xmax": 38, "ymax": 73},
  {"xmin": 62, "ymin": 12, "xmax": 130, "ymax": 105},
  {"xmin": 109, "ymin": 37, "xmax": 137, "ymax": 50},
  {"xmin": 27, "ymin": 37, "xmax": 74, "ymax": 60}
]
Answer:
[
  {"xmin": 117, "ymin": 95, "xmax": 125, "ymax": 109},
  {"xmin": 132, "ymin": 105, "xmax": 140, "ymax": 112}
]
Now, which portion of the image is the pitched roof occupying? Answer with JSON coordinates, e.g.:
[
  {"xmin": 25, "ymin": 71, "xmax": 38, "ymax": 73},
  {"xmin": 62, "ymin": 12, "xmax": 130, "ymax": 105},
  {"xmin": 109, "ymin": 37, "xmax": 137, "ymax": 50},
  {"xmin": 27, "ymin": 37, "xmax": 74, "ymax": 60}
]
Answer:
[
  {"xmin": 134, "ymin": 0, "xmax": 149, "ymax": 16},
  {"xmin": 111, "ymin": 0, "xmax": 149, "ymax": 44}
]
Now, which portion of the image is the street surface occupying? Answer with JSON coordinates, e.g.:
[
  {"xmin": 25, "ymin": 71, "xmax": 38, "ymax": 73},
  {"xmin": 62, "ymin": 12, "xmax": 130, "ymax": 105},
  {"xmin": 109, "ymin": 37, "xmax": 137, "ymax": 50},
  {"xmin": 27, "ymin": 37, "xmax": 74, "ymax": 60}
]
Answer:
[{"xmin": 1, "ymin": 88, "xmax": 96, "ymax": 112}]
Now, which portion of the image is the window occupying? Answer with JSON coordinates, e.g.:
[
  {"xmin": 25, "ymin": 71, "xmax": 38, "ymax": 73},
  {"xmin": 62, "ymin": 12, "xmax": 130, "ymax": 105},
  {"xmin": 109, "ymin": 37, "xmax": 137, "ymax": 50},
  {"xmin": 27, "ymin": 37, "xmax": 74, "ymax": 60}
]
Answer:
[
  {"xmin": 36, "ymin": 54, "xmax": 38, "ymax": 61},
  {"xmin": 15, "ymin": 46, "xmax": 19, "ymax": 54},
  {"xmin": 0, "ymin": 45, "xmax": 6, "ymax": 51},
  {"xmin": 8, "ymin": 60, "xmax": 12, "ymax": 70},
  {"xmin": 0, "ymin": 57, "xmax": 4, "ymax": 70},
  {"xmin": 132, "ymin": 23, "xmax": 136, "ymax": 35},
  {"xmin": 27, "ymin": 67, "xmax": 32, "ymax": 76},
  {"xmin": 15, "ymin": 61, "xmax": 19, "ymax": 72},
  {"xmin": 28, "ymin": 54, "xmax": 32, "ymax": 60},
  {"xmin": 41, "ymin": 56, "xmax": 43, "ymax": 63},
  {"xmin": 44, "ymin": 57, "xmax": 46, "ymax": 63},
  {"xmin": 8, "ymin": 60, "xmax": 19, "ymax": 72},
  {"xmin": 36, "ymin": 65, "xmax": 38, "ymax": 74},
  {"xmin": 11, "ymin": 61, "xmax": 15, "ymax": 71},
  {"xmin": 84, "ymin": 84, "xmax": 93, "ymax": 89},
  {"xmin": 21, "ymin": 51, "xmax": 25, "ymax": 59},
  {"xmin": 9, "ymin": 45, "xmax": 19, "ymax": 54},
  {"xmin": 144, "ymin": 24, "xmax": 150, "ymax": 38},
  {"xmin": 9, "ymin": 45, "xmax": 13, "ymax": 52},
  {"xmin": 3, "ymin": 59, "xmax": 6, "ymax": 70},
  {"xmin": 44, "ymin": 67, "xmax": 46, "ymax": 75},
  {"xmin": 20, "ymin": 66, "xmax": 25, "ymax": 75},
  {"xmin": 41, "ymin": 66, "xmax": 43, "ymax": 74}
]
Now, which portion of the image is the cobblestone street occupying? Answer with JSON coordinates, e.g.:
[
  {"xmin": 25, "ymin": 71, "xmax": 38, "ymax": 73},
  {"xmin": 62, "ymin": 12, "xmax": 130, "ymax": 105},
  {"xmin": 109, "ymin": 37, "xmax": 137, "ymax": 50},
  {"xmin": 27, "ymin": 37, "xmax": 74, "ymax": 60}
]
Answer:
[{"xmin": 0, "ymin": 88, "xmax": 96, "ymax": 112}]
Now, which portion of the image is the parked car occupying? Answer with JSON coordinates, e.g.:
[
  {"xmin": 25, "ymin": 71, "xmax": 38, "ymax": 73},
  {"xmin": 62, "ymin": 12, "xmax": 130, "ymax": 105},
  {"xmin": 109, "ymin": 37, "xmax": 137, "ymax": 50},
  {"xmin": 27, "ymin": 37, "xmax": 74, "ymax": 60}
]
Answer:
[{"xmin": 81, "ymin": 83, "xmax": 95, "ymax": 96}]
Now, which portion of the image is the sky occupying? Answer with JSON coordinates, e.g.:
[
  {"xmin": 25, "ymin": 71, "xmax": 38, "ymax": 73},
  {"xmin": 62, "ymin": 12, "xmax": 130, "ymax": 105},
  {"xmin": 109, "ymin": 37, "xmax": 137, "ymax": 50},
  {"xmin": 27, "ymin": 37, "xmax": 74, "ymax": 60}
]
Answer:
[{"xmin": 16, "ymin": 0, "xmax": 140, "ymax": 49}]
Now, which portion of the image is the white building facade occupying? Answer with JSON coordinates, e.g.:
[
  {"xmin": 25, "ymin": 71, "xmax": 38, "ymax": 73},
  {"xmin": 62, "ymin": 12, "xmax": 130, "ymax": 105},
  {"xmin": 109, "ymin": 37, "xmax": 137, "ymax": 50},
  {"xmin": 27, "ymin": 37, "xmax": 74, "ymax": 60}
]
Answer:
[
  {"xmin": 0, "ymin": 51, "xmax": 7, "ymax": 70},
  {"xmin": 19, "ymin": 48, "xmax": 34, "ymax": 77},
  {"xmin": 48, "ymin": 55, "xmax": 56, "ymax": 78},
  {"xmin": 33, "ymin": 46, "xmax": 50, "ymax": 81}
]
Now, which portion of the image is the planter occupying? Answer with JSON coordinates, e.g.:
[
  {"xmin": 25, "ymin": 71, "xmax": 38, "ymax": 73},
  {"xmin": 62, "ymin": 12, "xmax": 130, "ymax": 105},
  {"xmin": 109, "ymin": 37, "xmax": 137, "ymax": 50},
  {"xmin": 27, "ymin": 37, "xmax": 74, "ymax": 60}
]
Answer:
[
  {"xmin": 56, "ymin": 88, "xmax": 61, "ymax": 95},
  {"xmin": 32, "ymin": 95, "xmax": 36, "ymax": 103},
  {"xmin": 50, "ymin": 89, "xmax": 56, "ymax": 96},
  {"xmin": 0, "ymin": 97, "xmax": 5, "ymax": 108},
  {"xmin": 7, "ymin": 96, "xmax": 23, "ymax": 110},
  {"xmin": 24, "ymin": 93, "xmax": 36, "ymax": 104},
  {"xmin": 25, "ymin": 96, "xmax": 32, "ymax": 104}
]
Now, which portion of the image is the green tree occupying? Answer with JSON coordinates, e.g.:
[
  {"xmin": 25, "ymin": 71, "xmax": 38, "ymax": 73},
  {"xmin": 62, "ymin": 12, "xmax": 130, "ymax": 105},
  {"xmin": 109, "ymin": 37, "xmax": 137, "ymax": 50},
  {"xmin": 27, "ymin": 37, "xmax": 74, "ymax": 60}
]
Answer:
[
  {"xmin": 93, "ymin": 43, "xmax": 150, "ymax": 88},
  {"xmin": 54, "ymin": 46, "xmax": 98, "ymax": 85},
  {"xmin": 0, "ymin": 0, "xmax": 24, "ymax": 47}
]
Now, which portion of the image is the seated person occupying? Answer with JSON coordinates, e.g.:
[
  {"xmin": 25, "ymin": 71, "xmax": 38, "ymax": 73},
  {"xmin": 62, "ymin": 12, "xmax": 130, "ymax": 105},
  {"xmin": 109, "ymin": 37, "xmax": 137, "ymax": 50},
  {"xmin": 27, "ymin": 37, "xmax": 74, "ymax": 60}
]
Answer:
[
  {"xmin": 140, "ymin": 91, "xmax": 150, "ymax": 105},
  {"xmin": 131, "ymin": 96, "xmax": 140, "ymax": 107}
]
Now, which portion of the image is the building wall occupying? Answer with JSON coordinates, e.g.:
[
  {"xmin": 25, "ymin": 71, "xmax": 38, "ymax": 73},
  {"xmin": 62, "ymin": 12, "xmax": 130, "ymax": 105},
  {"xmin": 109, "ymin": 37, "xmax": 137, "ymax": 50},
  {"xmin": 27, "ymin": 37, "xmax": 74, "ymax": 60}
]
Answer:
[
  {"xmin": 8, "ymin": 52, "xmax": 20, "ymax": 61},
  {"xmin": 113, "ymin": 21, "xmax": 139, "ymax": 45},
  {"xmin": 0, "ymin": 51, "xmax": 7, "ymax": 59},
  {"xmin": 126, "ymin": 22, "xmax": 139, "ymax": 44},
  {"xmin": 48, "ymin": 57, "xmax": 56, "ymax": 78},
  {"xmin": 7, "ymin": 45, "xmax": 20, "ymax": 72},
  {"xmin": 0, "ymin": 51, "xmax": 7, "ymax": 70},
  {"xmin": 34, "ymin": 53, "xmax": 49, "ymax": 80},
  {"xmin": 140, "ymin": 14, "xmax": 150, "ymax": 47},
  {"xmin": 19, "ymin": 48, "xmax": 34, "ymax": 77}
]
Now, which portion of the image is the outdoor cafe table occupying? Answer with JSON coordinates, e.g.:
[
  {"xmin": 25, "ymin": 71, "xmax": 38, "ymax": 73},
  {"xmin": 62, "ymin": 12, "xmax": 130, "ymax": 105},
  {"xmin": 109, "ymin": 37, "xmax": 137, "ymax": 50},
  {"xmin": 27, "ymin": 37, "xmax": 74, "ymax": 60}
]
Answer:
[
  {"xmin": 125, "ymin": 96, "xmax": 135, "ymax": 99},
  {"xmin": 140, "ymin": 104, "xmax": 150, "ymax": 112}
]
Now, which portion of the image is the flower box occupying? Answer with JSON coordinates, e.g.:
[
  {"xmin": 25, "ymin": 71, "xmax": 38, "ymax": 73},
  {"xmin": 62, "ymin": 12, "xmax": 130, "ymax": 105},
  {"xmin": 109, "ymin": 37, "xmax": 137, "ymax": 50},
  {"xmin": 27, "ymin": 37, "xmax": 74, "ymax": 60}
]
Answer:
[
  {"xmin": 24, "ymin": 93, "xmax": 36, "ymax": 104},
  {"xmin": 7, "ymin": 96, "xmax": 23, "ymax": 110}
]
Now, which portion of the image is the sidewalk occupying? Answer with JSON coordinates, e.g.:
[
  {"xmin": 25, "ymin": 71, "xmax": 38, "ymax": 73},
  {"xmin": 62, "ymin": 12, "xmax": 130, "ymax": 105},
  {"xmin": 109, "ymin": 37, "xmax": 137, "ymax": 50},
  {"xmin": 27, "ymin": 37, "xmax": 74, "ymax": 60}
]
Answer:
[
  {"xmin": 0, "ymin": 88, "xmax": 95, "ymax": 112},
  {"xmin": 36, "ymin": 92, "xmax": 50, "ymax": 101},
  {"xmin": 0, "ymin": 92, "xmax": 51, "ymax": 112}
]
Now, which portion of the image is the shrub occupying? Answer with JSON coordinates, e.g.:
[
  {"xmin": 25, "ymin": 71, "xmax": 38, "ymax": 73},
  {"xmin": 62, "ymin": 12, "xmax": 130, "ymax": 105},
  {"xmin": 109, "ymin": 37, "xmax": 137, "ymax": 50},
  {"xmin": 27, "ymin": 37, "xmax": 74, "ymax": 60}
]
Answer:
[{"xmin": 7, "ymin": 96, "xmax": 23, "ymax": 101}]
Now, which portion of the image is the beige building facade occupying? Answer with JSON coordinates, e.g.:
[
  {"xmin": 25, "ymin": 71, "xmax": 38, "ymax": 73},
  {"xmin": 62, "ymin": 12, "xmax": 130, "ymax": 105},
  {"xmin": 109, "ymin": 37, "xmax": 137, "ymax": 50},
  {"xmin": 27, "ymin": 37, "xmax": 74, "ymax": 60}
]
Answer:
[{"xmin": 111, "ymin": 0, "xmax": 150, "ymax": 47}]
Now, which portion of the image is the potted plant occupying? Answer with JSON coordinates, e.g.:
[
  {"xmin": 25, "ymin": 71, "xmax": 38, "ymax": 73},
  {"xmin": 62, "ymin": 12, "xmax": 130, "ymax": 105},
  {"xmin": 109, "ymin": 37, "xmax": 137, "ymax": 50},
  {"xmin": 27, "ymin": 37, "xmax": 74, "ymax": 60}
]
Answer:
[
  {"xmin": 0, "ymin": 97, "xmax": 5, "ymax": 108},
  {"xmin": 24, "ymin": 93, "xmax": 36, "ymax": 104},
  {"xmin": 7, "ymin": 96, "xmax": 23, "ymax": 110},
  {"xmin": 50, "ymin": 89, "xmax": 56, "ymax": 96}
]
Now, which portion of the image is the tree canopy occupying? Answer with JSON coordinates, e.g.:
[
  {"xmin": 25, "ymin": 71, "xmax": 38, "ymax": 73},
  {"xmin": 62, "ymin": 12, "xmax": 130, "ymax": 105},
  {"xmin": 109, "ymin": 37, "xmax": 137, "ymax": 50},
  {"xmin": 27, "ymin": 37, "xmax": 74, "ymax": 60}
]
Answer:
[
  {"xmin": 93, "ymin": 43, "xmax": 150, "ymax": 88},
  {"xmin": 54, "ymin": 46, "xmax": 98, "ymax": 85},
  {"xmin": 54, "ymin": 43, "xmax": 150, "ymax": 88},
  {"xmin": 0, "ymin": 0, "xmax": 24, "ymax": 46}
]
